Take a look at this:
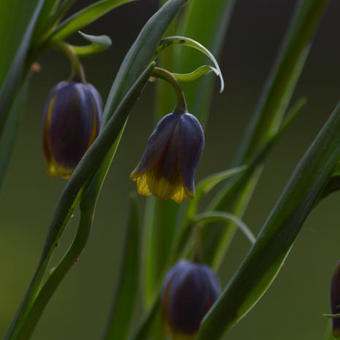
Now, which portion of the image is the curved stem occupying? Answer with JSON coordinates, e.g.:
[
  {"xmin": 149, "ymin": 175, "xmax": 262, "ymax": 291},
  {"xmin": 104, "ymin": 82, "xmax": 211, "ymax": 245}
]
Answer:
[
  {"xmin": 50, "ymin": 40, "xmax": 86, "ymax": 82},
  {"xmin": 151, "ymin": 66, "xmax": 187, "ymax": 113}
]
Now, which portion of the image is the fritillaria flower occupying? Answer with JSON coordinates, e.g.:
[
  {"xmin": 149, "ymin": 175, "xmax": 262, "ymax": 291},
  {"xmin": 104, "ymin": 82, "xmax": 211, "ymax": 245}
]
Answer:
[
  {"xmin": 130, "ymin": 111, "xmax": 205, "ymax": 203},
  {"xmin": 43, "ymin": 81, "xmax": 102, "ymax": 179},
  {"xmin": 161, "ymin": 260, "xmax": 220, "ymax": 338},
  {"xmin": 331, "ymin": 261, "xmax": 340, "ymax": 337}
]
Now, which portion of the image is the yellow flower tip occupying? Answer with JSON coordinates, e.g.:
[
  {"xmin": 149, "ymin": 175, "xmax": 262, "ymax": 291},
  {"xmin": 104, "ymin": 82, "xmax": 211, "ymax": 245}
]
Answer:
[
  {"xmin": 46, "ymin": 160, "xmax": 73, "ymax": 179},
  {"xmin": 131, "ymin": 171, "xmax": 193, "ymax": 204}
]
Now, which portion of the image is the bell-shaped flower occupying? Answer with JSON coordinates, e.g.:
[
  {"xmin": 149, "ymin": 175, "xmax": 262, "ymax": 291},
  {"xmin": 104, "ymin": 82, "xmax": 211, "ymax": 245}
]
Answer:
[
  {"xmin": 130, "ymin": 111, "xmax": 204, "ymax": 203},
  {"xmin": 161, "ymin": 260, "xmax": 220, "ymax": 338},
  {"xmin": 331, "ymin": 261, "xmax": 340, "ymax": 337},
  {"xmin": 43, "ymin": 81, "xmax": 102, "ymax": 179}
]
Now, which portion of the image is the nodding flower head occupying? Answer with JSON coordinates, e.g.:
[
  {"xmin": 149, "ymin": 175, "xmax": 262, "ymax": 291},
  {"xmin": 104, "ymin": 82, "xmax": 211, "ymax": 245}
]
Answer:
[
  {"xmin": 331, "ymin": 261, "xmax": 340, "ymax": 337},
  {"xmin": 43, "ymin": 81, "xmax": 102, "ymax": 179},
  {"xmin": 130, "ymin": 111, "xmax": 205, "ymax": 203},
  {"xmin": 161, "ymin": 260, "xmax": 220, "ymax": 338}
]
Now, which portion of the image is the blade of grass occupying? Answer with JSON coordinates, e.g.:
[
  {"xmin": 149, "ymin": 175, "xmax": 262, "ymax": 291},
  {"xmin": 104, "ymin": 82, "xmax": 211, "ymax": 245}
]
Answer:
[
  {"xmin": 201, "ymin": 0, "xmax": 330, "ymax": 269},
  {"xmin": 0, "ymin": 75, "xmax": 30, "ymax": 190},
  {"xmin": 51, "ymin": 0, "xmax": 135, "ymax": 41},
  {"xmin": 102, "ymin": 195, "xmax": 140, "ymax": 340},
  {"xmin": 198, "ymin": 102, "xmax": 340, "ymax": 339},
  {"xmin": 0, "ymin": 0, "xmax": 45, "ymax": 139}
]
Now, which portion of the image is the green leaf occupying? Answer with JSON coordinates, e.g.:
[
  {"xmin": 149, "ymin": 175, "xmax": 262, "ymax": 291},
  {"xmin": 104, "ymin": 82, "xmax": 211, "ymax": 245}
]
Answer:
[
  {"xmin": 156, "ymin": 36, "xmax": 224, "ymax": 92},
  {"xmin": 172, "ymin": 65, "xmax": 218, "ymax": 83},
  {"xmin": 0, "ymin": 75, "xmax": 30, "ymax": 190},
  {"xmin": 197, "ymin": 102, "xmax": 340, "ymax": 340},
  {"xmin": 194, "ymin": 211, "xmax": 256, "ymax": 244},
  {"xmin": 51, "ymin": 0, "xmax": 135, "ymax": 41},
  {"xmin": 201, "ymin": 0, "xmax": 330, "ymax": 269},
  {"xmin": 0, "ymin": 0, "xmax": 45, "ymax": 139},
  {"xmin": 103, "ymin": 196, "xmax": 140, "ymax": 340},
  {"xmin": 72, "ymin": 31, "xmax": 112, "ymax": 57}
]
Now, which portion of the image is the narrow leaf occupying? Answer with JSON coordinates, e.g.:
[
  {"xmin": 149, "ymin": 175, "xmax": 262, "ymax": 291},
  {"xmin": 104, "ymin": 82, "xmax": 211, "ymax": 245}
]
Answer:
[
  {"xmin": 72, "ymin": 31, "xmax": 112, "ymax": 57},
  {"xmin": 103, "ymin": 196, "xmax": 140, "ymax": 340},
  {"xmin": 52, "ymin": 0, "xmax": 135, "ymax": 41},
  {"xmin": 172, "ymin": 65, "xmax": 218, "ymax": 83},
  {"xmin": 156, "ymin": 35, "xmax": 224, "ymax": 92},
  {"xmin": 0, "ymin": 75, "xmax": 30, "ymax": 190},
  {"xmin": 194, "ymin": 212, "xmax": 256, "ymax": 244},
  {"xmin": 202, "ymin": 0, "xmax": 330, "ymax": 269},
  {"xmin": 198, "ymin": 103, "xmax": 340, "ymax": 339}
]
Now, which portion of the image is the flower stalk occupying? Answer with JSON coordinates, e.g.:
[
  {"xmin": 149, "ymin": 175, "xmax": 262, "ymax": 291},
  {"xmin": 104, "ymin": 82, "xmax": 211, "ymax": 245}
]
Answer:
[
  {"xmin": 50, "ymin": 40, "xmax": 86, "ymax": 83},
  {"xmin": 151, "ymin": 66, "xmax": 187, "ymax": 113}
]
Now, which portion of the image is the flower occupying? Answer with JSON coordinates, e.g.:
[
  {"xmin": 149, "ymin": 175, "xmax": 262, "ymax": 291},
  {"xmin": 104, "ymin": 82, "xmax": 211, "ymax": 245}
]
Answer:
[
  {"xmin": 331, "ymin": 261, "xmax": 340, "ymax": 337},
  {"xmin": 130, "ymin": 111, "xmax": 205, "ymax": 203},
  {"xmin": 43, "ymin": 81, "xmax": 102, "ymax": 179},
  {"xmin": 161, "ymin": 260, "xmax": 220, "ymax": 338}
]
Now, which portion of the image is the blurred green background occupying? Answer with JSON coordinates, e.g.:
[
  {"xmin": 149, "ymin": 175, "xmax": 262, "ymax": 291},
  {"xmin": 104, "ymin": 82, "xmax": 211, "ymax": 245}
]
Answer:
[{"xmin": 1, "ymin": 0, "xmax": 340, "ymax": 339}]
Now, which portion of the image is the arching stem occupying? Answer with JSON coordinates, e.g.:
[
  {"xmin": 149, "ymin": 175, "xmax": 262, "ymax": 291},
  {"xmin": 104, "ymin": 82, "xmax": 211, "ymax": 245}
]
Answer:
[
  {"xmin": 151, "ymin": 66, "xmax": 187, "ymax": 114},
  {"xmin": 50, "ymin": 40, "xmax": 86, "ymax": 83}
]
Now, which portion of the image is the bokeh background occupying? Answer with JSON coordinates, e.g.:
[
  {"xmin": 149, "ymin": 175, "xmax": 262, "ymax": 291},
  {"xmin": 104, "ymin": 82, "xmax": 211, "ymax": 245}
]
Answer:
[{"xmin": 1, "ymin": 0, "xmax": 340, "ymax": 339}]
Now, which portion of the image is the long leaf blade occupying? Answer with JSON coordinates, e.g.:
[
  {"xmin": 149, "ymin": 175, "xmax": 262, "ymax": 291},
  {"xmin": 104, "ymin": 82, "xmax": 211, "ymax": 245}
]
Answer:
[
  {"xmin": 0, "ymin": 0, "xmax": 45, "ymax": 139},
  {"xmin": 198, "ymin": 102, "xmax": 340, "ymax": 339},
  {"xmin": 103, "ymin": 196, "xmax": 140, "ymax": 340},
  {"xmin": 52, "ymin": 0, "xmax": 135, "ymax": 40}
]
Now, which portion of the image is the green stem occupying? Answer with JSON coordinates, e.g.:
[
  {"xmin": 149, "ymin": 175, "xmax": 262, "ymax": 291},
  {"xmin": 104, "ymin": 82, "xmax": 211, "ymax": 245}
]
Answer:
[
  {"xmin": 50, "ymin": 40, "xmax": 86, "ymax": 82},
  {"xmin": 151, "ymin": 67, "xmax": 187, "ymax": 113}
]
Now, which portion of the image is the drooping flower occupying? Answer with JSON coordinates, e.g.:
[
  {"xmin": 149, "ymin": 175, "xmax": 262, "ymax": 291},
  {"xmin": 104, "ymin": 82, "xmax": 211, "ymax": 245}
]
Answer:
[
  {"xmin": 43, "ymin": 81, "xmax": 102, "ymax": 179},
  {"xmin": 331, "ymin": 261, "xmax": 340, "ymax": 337},
  {"xmin": 130, "ymin": 111, "xmax": 205, "ymax": 203},
  {"xmin": 161, "ymin": 260, "xmax": 220, "ymax": 338}
]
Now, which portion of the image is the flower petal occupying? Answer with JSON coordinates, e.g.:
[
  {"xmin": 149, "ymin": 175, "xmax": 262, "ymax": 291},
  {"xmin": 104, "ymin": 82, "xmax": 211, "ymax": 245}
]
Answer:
[{"xmin": 178, "ymin": 113, "xmax": 205, "ymax": 194}]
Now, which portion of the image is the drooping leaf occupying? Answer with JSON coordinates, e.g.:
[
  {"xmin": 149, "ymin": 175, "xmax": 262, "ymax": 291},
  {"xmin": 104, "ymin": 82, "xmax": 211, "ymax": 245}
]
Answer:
[
  {"xmin": 197, "ymin": 102, "xmax": 340, "ymax": 339},
  {"xmin": 51, "ymin": 0, "xmax": 136, "ymax": 41},
  {"xmin": 72, "ymin": 31, "xmax": 112, "ymax": 57},
  {"xmin": 171, "ymin": 65, "xmax": 217, "ymax": 83},
  {"xmin": 103, "ymin": 196, "xmax": 140, "ymax": 340},
  {"xmin": 194, "ymin": 211, "xmax": 256, "ymax": 244},
  {"xmin": 156, "ymin": 36, "xmax": 224, "ymax": 92},
  {"xmin": 157, "ymin": 0, "xmax": 236, "ymax": 123}
]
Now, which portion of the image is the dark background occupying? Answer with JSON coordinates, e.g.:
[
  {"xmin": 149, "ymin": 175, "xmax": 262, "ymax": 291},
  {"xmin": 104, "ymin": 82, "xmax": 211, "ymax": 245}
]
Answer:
[{"xmin": 1, "ymin": 0, "xmax": 340, "ymax": 339}]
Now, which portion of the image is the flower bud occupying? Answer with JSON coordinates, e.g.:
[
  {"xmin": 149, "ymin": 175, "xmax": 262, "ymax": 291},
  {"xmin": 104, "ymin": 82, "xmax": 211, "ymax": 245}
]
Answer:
[
  {"xmin": 130, "ymin": 111, "xmax": 205, "ymax": 203},
  {"xmin": 43, "ymin": 81, "xmax": 102, "ymax": 178},
  {"xmin": 331, "ymin": 261, "xmax": 340, "ymax": 337},
  {"xmin": 161, "ymin": 260, "xmax": 220, "ymax": 337}
]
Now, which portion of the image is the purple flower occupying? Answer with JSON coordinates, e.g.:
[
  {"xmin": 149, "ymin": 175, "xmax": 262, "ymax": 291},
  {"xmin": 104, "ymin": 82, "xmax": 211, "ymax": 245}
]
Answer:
[
  {"xmin": 331, "ymin": 261, "xmax": 340, "ymax": 337},
  {"xmin": 161, "ymin": 260, "xmax": 220, "ymax": 337},
  {"xmin": 43, "ymin": 81, "xmax": 102, "ymax": 178},
  {"xmin": 130, "ymin": 111, "xmax": 204, "ymax": 203}
]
